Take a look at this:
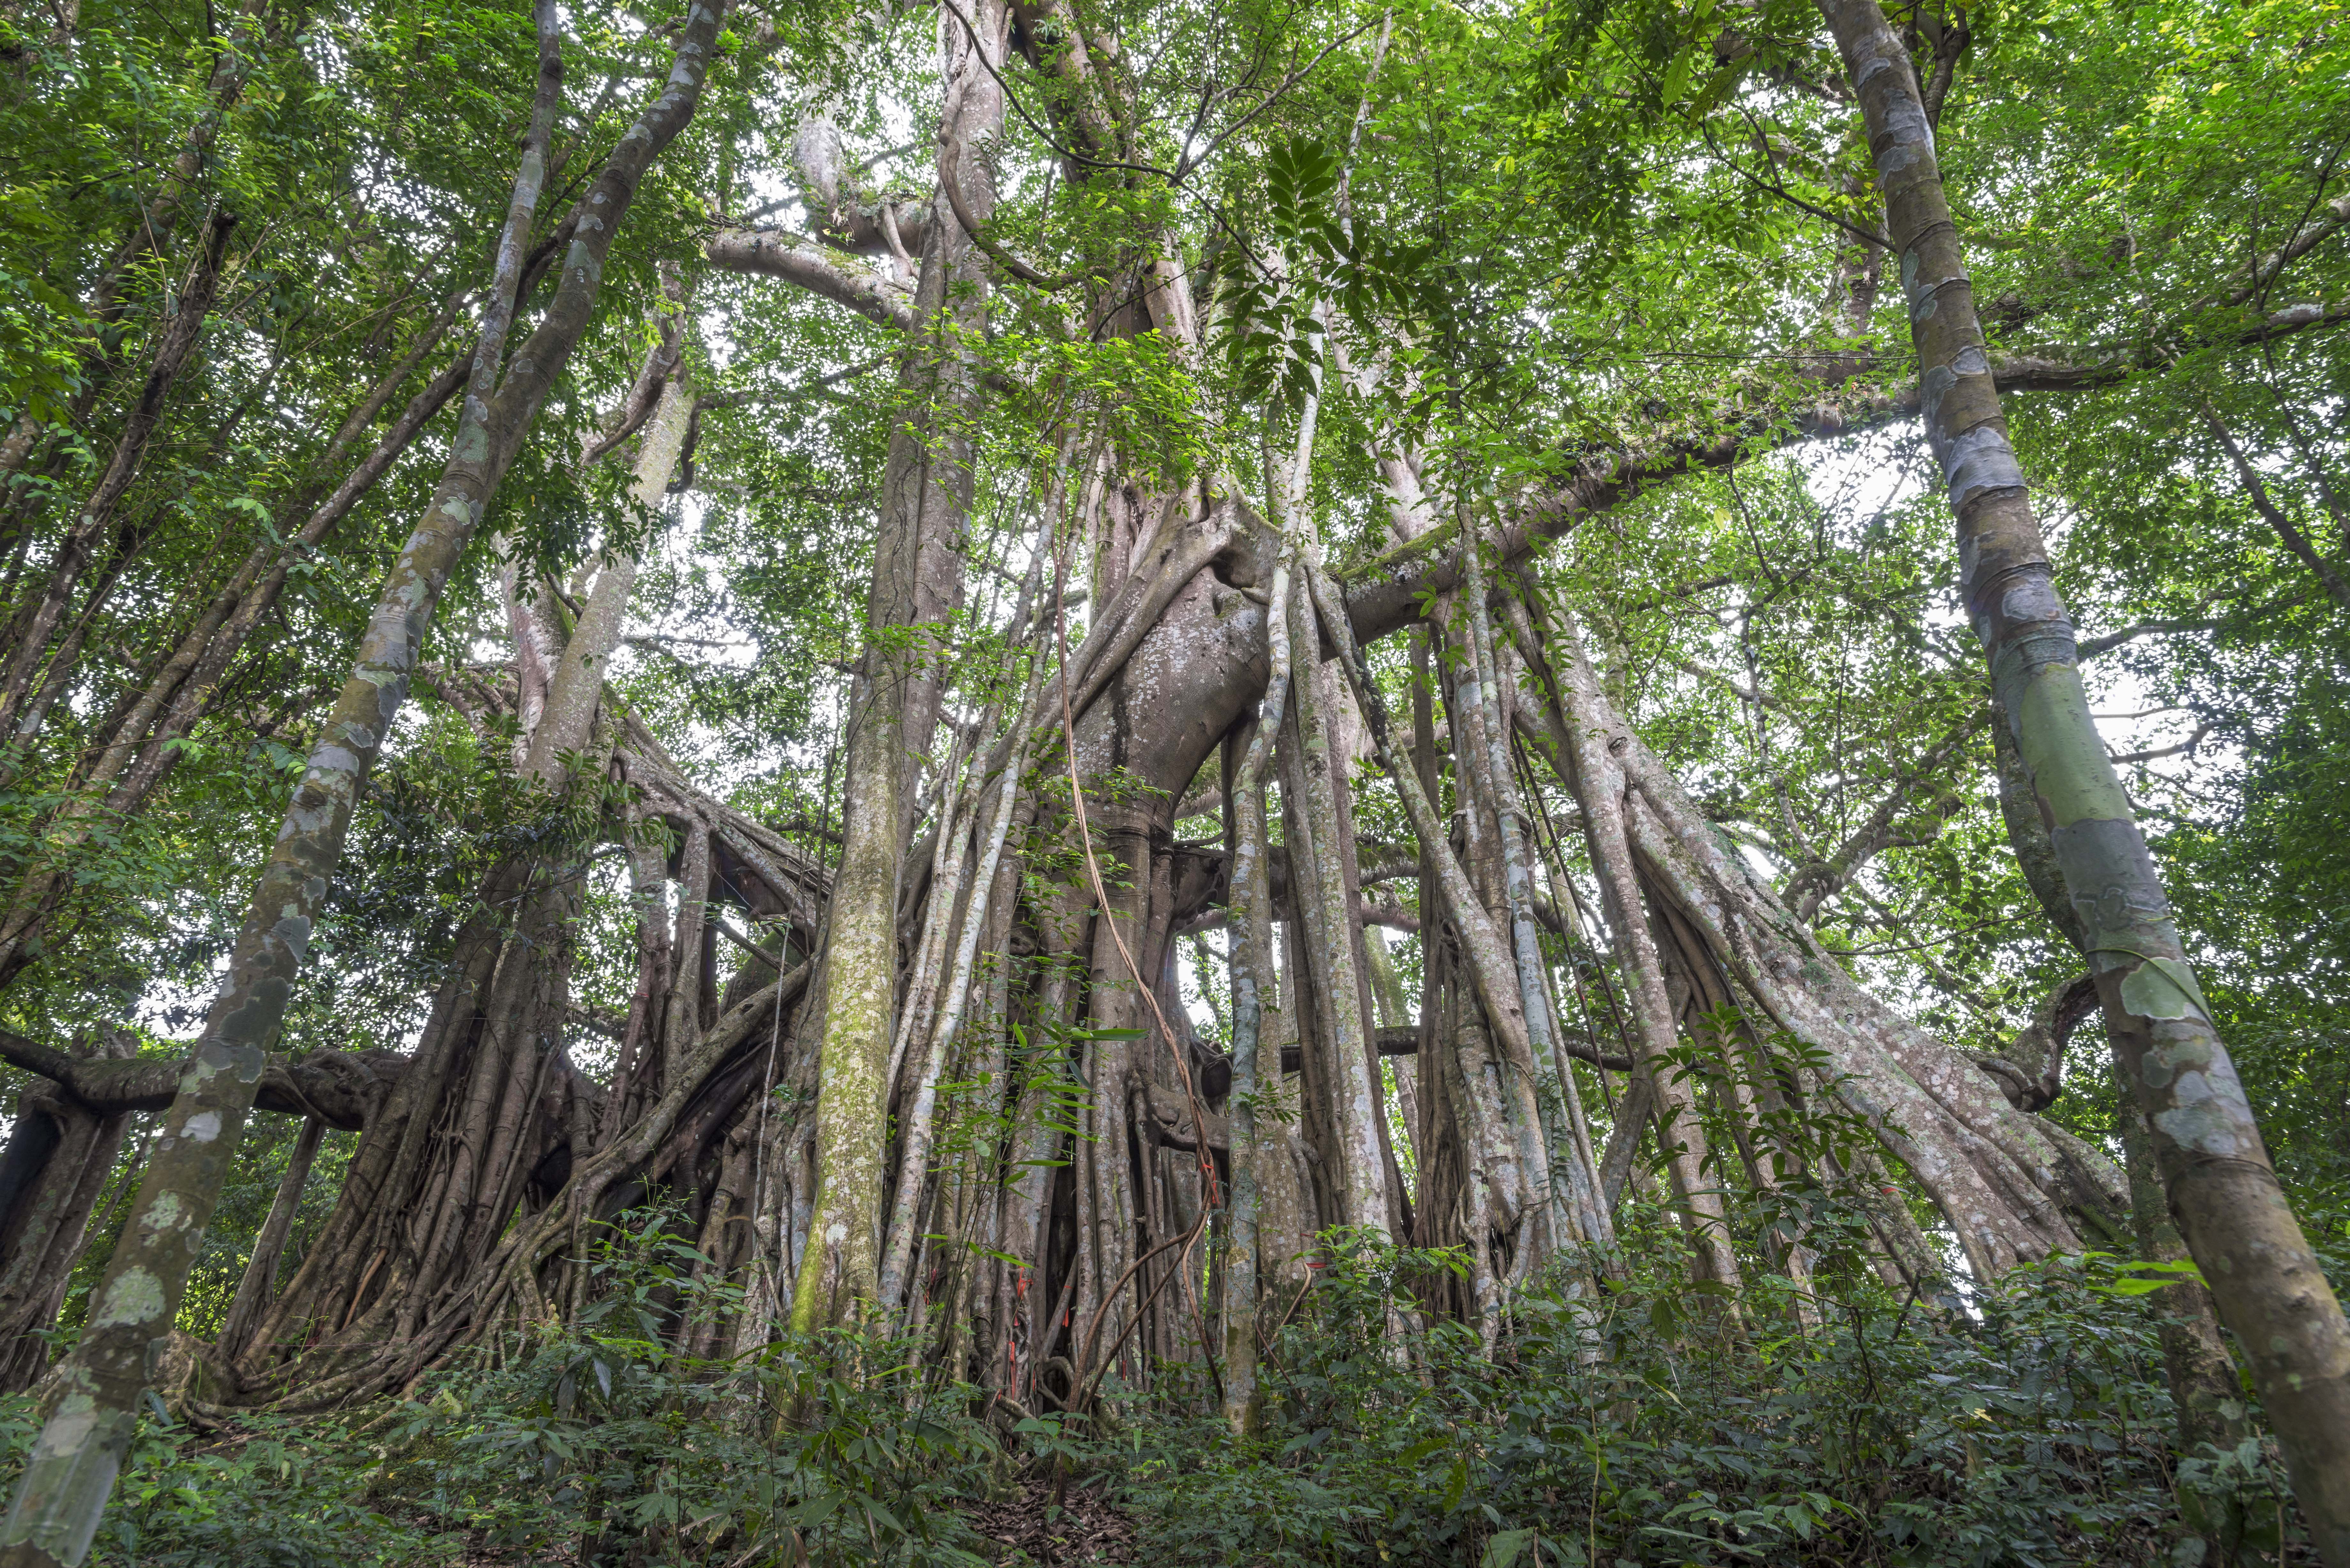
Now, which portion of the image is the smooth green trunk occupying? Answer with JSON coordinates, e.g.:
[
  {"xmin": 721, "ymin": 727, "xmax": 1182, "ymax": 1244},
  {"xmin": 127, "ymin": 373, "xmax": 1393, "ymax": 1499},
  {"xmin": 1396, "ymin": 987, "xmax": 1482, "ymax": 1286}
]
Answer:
[
  {"xmin": 1814, "ymin": 2, "xmax": 2350, "ymax": 1555},
  {"xmin": 793, "ymin": 0, "xmax": 1003, "ymax": 1331}
]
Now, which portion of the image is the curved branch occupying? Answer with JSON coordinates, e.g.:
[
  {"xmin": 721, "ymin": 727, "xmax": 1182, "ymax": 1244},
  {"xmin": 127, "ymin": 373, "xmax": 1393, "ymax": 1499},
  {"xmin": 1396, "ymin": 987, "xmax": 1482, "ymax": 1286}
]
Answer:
[
  {"xmin": 0, "ymin": 1029, "xmax": 404, "ymax": 1130},
  {"xmin": 1340, "ymin": 298, "xmax": 2350, "ymax": 650},
  {"xmin": 1970, "ymin": 973, "xmax": 2101, "ymax": 1113},
  {"xmin": 1997, "ymin": 299, "xmax": 2350, "ymax": 393},
  {"xmin": 703, "ymin": 230, "xmax": 915, "ymax": 330}
]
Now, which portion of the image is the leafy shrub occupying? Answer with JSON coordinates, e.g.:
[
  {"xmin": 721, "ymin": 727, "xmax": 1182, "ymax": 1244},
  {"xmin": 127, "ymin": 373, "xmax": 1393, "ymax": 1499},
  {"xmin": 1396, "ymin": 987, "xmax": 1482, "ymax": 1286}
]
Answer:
[
  {"xmin": 1106, "ymin": 1227, "xmax": 2305, "ymax": 1568},
  {"xmin": 0, "ymin": 1209, "xmax": 1004, "ymax": 1566},
  {"xmin": 0, "ymin": 1212, "xmax": 2308, "ymax": 1566}
]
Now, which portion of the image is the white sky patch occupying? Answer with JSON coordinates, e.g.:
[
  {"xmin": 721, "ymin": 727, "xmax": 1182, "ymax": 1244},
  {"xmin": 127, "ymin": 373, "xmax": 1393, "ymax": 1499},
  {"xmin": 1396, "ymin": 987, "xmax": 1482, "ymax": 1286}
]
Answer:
[{"xmin": 1799, "ymin": 431, "xmax": 2238, "ymax": 830}]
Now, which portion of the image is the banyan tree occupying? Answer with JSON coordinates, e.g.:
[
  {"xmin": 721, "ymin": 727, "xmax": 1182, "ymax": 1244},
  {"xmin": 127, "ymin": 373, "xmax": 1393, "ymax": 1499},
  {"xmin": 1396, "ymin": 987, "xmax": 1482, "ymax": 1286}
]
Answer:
[{"xmin": 0, "ymin": 0, "xmax": 2345, "ymax": 1560}]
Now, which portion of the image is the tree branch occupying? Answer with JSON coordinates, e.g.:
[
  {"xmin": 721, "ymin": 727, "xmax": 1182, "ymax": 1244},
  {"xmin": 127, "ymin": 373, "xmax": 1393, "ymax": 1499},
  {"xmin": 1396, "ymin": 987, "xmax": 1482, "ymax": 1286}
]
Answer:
[
  {"xmin": 703, "ymin": 230, "xmax": 914, "ymax": 330},
  {"xmin": 0, "ymin": 1028, "xmax": 404, "ymax": 1129}
]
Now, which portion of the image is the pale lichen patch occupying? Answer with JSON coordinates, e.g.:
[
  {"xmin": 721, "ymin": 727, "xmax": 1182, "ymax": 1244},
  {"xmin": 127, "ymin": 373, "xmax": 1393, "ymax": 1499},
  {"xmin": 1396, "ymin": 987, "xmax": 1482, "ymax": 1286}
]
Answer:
[{"xmin": 91, "ymin": 1268, "xmax": 165, "ymax": 1329}]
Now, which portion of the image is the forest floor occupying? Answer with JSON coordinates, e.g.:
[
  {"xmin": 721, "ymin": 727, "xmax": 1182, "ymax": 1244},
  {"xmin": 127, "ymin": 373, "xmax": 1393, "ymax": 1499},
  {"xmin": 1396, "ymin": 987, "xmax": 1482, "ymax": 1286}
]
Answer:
[
  {"xmin": 962, "ymin": 1476, "xmax": 1139, "ymax": 1564},
  {"xmin": 3, "ymin": 1244, "xmax": 2333, "ymax": 1566}
]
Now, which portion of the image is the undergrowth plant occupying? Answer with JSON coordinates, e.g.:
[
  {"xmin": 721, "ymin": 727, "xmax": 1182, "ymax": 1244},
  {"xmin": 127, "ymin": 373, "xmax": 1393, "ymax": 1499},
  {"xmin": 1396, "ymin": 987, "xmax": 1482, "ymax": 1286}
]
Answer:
[
  {"xmin": 1105, "ymin": 1226, "xmax": 2304, "ymax": 1568},
  {"xmin": 0, "ymin": 1207, "xmax": 2311, "ymax": 1566},
  {"xmin": 0, "ymin": 1209, "xmax": 1004, "ymax": 1567}
]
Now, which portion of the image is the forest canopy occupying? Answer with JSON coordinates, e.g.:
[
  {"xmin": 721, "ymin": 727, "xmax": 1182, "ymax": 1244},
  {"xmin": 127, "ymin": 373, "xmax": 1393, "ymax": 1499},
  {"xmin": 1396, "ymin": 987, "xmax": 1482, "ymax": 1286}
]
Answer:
[{"xmin": 0, "ymin": 0, "xmax": 2345, "ymax": 1559}]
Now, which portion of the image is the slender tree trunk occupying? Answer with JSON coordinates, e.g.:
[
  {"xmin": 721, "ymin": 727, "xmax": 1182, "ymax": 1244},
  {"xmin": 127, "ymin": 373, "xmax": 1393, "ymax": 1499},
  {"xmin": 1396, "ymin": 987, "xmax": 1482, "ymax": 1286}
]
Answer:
[
  {"xmin": 1363, "ymin": 928, "xmax": 1421, "ymax": 1155},
  {"xmin": 794, "ymin": 0, "xmax": 1003, "ymax": 1330},
  {"xmin": 1814, "ymin": 3, "xmax": 2350, "ymax": 1553},
  {"xmin": 0, "ymin": 211, "xmax": 234, "ymax": 746},
  {"xmin": 1280, "ymin": 591, "xmax": 1390, "ymax": 1238},
  {"xmin": 214, "ymin": 1117, "xmax": 323, "ymax": 1364},
  {"xmin": 1516, "ymin": 608, "xmax": 2100, "ymax": 1272},
  {"xmin": 0, "ymin": 3, "xmax": 737, "ymax": 1550},
  {"xmin": 1311, "ymin": 561, "xmax": 1574, "ymax": 1314},
  {"xmin": 1457, "ymin": 514, "xmax": 1583, "ymax": 1258},
  {"xmin": 878, "ymin": 530, "xmax": 1054, "ymax": 1320},
  {"xmin": 1534, "ymin": 614, "xmax": 1741, "ymax": 1295},
  {"xmin": 527, "ymin": 371, "xmax": 692, "ymax": 788},
  {"xmin": 1222, "ymin": 632, "xmax": 1285, "ymax": 1427}
]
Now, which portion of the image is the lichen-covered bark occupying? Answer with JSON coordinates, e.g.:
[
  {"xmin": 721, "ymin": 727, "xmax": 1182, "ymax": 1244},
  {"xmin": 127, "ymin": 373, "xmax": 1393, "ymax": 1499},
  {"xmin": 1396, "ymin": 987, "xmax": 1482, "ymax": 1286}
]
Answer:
[
  {"xmin": 1814, "ymin": 4, "xmax": 2350, "ymax": 1548},
  {"xmin": 1221, "ymin": 592, "xmax": 1285, "ymax": 1425},
  {"xmin": 0, "ymin": 6, "xmax": 738, "ymax": 1551},
  {"xmin": 2114, "ymin": 1061, "xmax": 2249, "ymax": 1454},
  {"xmin": 795, "ymin": 0, "xmax": 1006, "ymax": 1329},
  {"xmin": 1994, "ymin": 696, "xmax": 2244, "ymax": 1451}
]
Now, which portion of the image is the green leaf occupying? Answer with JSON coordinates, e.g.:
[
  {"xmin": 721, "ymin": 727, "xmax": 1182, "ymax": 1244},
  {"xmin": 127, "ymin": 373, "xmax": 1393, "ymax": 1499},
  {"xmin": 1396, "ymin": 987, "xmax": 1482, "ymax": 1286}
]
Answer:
[
  {"xmin": 1660, "ymin": 45, "xmax": 1696, "ymax": 107},
  {"xmin": 1483, "ymin": 1527, "xmax": 1542, "ymax": 1568}
]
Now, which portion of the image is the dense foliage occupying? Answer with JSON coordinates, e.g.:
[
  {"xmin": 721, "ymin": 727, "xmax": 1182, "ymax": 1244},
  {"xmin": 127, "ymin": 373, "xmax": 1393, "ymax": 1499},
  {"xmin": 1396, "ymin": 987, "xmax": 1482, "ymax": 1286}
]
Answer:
[
  {"xmin": 0, "ymin": 1230, "xmax": 2321, "ymax": 1565},
  {"xmin": 0, "ymin": 0, "xmax": 2346, "ymax": 1556}
]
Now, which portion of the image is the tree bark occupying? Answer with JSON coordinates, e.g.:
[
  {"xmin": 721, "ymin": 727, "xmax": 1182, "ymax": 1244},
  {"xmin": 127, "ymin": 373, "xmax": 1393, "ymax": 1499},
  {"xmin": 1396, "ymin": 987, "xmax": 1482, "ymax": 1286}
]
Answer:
[
  {"xmin": 0, "ymin": 211, "xmax": 235, "ymax": 749},
  {"xmin": 2114, "ymin": 1061, "xmax": 2250, "ymax": 1454},
  {"xmin": 1280, "ymin": 592, "xmax": 1391, "ymax": 1239},
  {"xmin": 1813, "ymin": 2, "xmax": 2350, "ymax": 1553},
  {"xmin": 214, "ymin": 1117, "xmax": 323, "ymax": 1364},
  {"xmin": 1223, "ymin": 622, "xmax": 1285, "ymax": 1428},
  {"xmin": 793, "ymin": 0, "xmax": 1004, "ymax": 1330},
  {"xmin": 878, "ymin": 527, "xmax": 1054, "ymax": 1320},
  {"xmin": 527, "ymin": 362, "xmax": 695, "ymax": 786},
  {"xmin": 0, "ymin": 1038, "xmax": 136, "ymax": 1393},
  {"xmin": 1532, "ymin": 614, "xmax": 1742, "ymax": 1295},
  {"xmin": 1994, "ymin": 705, "xmax": 2248, "ymax": 1452},
  {"xmin": 0, "ymin": 2, "xmax": 737, "ymax": 1550}
]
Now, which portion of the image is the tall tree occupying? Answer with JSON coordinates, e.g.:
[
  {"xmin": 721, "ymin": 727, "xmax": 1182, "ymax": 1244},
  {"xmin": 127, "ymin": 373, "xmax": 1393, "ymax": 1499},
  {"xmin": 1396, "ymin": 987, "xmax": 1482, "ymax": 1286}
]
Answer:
[{"xmin": 1811, "ymin": 0, "xmax": 2350, "ymax": 1552}]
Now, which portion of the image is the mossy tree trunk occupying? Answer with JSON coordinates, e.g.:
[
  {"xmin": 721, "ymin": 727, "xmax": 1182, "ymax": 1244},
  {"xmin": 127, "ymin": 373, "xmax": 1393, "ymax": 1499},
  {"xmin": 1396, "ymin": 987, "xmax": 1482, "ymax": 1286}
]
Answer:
[{"xmin": 0, "ymin": 3, "xmax": 734, "ymax": 1552}]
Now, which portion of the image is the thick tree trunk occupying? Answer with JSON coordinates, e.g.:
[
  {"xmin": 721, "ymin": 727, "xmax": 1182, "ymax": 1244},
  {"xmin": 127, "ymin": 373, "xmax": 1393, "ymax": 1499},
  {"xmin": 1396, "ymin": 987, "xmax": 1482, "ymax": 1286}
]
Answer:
[
  {"xmin": 793, "ymin": 0, "xmax": 1005, "ymax": 1329},
  {"xmin": 2114, "ymin": 1063, "xmax": 2250, "ymax": 1454},
  {"xmin": 1312, "ymin": 563, "xmax": 1580, "ymax": 1311},
  {"xmin": 1520, "ymin": 609, "xmax": 2105, "ymax": 1274},
  {"xmin": 1993, "ymin": 710, "xmax": 2248, "ymax": 1450},
  {"xmin": 226, "ymin": 331, "xmax": 767, "ymax": 1404}
]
